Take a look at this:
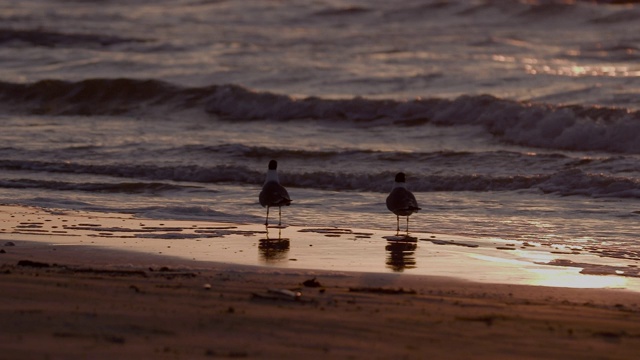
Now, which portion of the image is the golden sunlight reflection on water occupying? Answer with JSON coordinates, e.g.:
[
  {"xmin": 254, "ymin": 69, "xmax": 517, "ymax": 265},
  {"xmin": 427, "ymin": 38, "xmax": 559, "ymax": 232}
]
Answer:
[
  {"xmin": 467, "ymin": 253, "xmax": 629, "ymax": 289},
  {"xmin": 490, "ymin": 52, "xmax": 640, "ymax": 77},
  {"xmin": 524, "ymin": 63, "xmax": 640, "ymax": 77},
  {"xmin": 525, "ymin": 268, "xmax": 628, "ymax": 289}
]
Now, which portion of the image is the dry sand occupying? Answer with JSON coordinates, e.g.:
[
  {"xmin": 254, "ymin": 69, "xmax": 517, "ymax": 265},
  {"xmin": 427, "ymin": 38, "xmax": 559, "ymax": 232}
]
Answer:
[{"xmin": 1, "ymin": 205, "xmax": 640, "ymax": 359}]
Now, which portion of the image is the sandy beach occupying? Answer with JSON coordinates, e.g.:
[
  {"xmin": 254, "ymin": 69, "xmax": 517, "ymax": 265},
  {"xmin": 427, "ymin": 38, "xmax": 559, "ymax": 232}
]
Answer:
[{"xmin": 1, "ymin": 205, "xmax": 639, "ymax": 359}]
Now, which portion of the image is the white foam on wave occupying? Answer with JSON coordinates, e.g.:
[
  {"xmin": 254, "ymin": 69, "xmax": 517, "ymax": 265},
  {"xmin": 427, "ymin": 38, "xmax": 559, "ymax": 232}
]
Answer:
[{"xmin": 203, "ymin": 87, "xmax": 640, "ymax": 154}]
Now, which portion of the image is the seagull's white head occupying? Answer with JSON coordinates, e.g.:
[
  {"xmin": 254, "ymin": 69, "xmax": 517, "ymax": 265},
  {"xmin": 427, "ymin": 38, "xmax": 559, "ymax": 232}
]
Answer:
[{"xmin": 265, "ymin": 159, "xmax": 280, "ymax": 184}]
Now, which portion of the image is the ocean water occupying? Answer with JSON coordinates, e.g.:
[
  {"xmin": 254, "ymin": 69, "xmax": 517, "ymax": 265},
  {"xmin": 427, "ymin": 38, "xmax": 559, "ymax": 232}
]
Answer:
[{"xmin": 1, "ymin": 0, "xmax": 640, "ymax": 274}]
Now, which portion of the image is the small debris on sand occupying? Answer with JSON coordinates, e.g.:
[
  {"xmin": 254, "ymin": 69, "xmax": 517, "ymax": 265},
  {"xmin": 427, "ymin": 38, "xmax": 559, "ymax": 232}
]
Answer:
[
  {"xmin": 303, "ymin": 277, "xmax": 322, "ymax": 288},
  {"xmin": 348, "ymin": 287, "xmax": 417, "ymax": 295}
]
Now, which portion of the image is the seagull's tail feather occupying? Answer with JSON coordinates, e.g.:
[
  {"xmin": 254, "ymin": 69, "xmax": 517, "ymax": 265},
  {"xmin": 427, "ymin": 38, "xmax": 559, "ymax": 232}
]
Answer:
[{"xmin": 276, "ymin": 199, "xmax": 292, "ymax": 206}]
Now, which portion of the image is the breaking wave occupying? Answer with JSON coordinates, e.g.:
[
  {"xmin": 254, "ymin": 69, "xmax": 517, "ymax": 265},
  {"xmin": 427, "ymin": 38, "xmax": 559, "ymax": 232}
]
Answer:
[{"xmin": 0, "ymin": 78, "xmax": 639, "ymax": 154}]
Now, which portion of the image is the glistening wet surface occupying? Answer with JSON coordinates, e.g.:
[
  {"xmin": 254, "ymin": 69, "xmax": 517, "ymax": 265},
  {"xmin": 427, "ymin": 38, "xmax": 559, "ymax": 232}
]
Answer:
[{"xmin": 2, "ymin": 205, "xmax": 639, "ymax": 291}]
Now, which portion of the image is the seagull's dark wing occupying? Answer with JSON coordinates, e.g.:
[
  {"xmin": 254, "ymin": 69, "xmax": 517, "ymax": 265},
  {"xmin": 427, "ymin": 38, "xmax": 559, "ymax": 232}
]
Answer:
[
  {"xmin": 259, "ymin": 181, "xmax": 292, "ymax": 207},
  {"xmin": 386, "ymin": 188, "xmax": 420, "ymax": 216}
]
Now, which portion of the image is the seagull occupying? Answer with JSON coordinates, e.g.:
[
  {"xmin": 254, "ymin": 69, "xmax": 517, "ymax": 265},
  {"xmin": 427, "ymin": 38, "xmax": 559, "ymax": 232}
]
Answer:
[
  {"xmin": 259, "ymin": 160, "xmax": 292, "ymax": 226},
  {"xmin": 386, "ymin": 172, "xmax": 421, "ymax": 233}
]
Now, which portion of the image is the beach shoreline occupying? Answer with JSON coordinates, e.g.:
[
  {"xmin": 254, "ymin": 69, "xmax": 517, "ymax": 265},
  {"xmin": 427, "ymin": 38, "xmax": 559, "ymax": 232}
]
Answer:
[
  {"xmin": 1, "ymin": 204, "xmax": 640, "ymax": 358},
  {"xmin": 2, "ymin": 204, "xmax": 639, "ymax": 290}
]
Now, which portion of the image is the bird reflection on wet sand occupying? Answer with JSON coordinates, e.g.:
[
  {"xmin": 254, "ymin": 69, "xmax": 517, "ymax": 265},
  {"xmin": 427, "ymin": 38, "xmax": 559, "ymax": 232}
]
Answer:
[
  {"xmin": 383, "ymin": 234, "xmax": 418, "ymax": 272},
  {"xmin": 259, "ymin": 226, "xmax": 290, "ymax": 263}
]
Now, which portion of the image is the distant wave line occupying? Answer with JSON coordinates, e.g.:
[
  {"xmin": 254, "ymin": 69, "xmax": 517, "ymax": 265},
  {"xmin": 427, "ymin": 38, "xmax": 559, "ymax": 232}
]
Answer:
[{"xmin": 1, "ymin": 159, "xmax": 639, "ymax": 199}]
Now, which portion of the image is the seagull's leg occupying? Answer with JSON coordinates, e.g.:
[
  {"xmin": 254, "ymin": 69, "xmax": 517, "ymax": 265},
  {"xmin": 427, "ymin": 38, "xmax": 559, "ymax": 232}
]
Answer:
[
  {"xmin": 278, "ymin": 206, "xmax": 282, "ymax": 226},
  {"xmin": 396, "ymin": 215, "xmax": 400, "ymax": 234},
  {"xmin": 406, "ymin": 216, "xmax": 410, "ymax": 234},
  {"xmin": 265, "ymin": 206, "xmax": 270, "ymax": 226}
]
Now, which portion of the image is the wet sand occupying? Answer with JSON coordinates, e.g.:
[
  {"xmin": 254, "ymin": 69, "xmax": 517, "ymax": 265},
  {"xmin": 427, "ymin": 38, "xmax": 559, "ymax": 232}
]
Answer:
[{"xmin": 1, "ymin": 205, "xmax": 640, "ymax": 358}]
